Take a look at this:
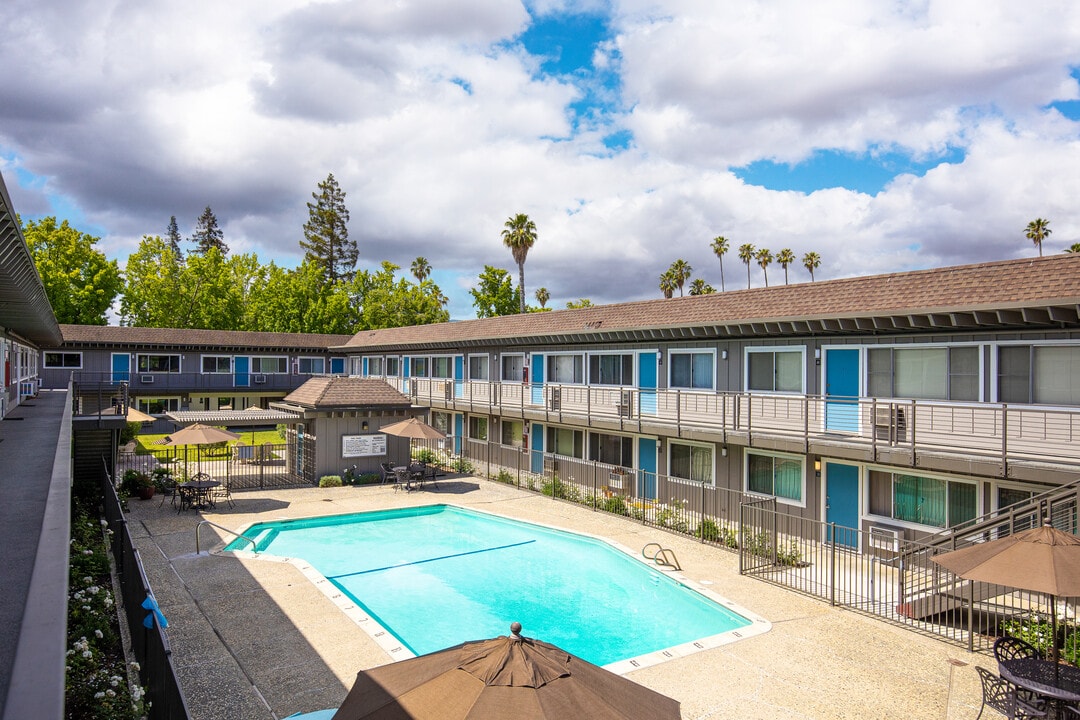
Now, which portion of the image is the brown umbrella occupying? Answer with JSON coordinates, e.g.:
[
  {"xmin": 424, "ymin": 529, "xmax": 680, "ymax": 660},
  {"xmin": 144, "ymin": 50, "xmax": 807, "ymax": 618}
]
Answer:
[
  {"xmin": 101, "ymin": 406, "xmax": 157, "ymax": 423},
  {"xmin": 933, "ymin": 523, "xmax": 1080, "ymax": 664},
  {"xmin": 163, "ymin": 423, "xmax": 241, "ymax": 474},
  {"xmin": 379, "ymin": 417, "xmax": 446, "ymax": 441},
  {"xmin": 332, "ymin": 623, "xmax": 680, "ymax": 720}
]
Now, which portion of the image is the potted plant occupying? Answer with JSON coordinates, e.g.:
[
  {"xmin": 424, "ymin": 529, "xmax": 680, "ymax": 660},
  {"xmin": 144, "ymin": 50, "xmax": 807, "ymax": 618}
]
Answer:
[
  {"xmin": 120, "ymin": 469, "xmax": 154, "ymax": 500},
  {"xmin": 151, "ymin": 467, "xmax": 173, "ymax": 495}
]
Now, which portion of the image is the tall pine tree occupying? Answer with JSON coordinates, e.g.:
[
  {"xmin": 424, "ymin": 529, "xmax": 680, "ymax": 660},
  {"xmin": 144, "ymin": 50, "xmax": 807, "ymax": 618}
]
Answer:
[
  {"xmin": 301, "ymin": 173, "xmax": 356, "ymax": 284},
  {"xmin": 166, "ymin": 215, "xmax": 184, "ymax": 259},
  {"xmin": 191, "ymin": 206, "xmax": 228, "ymax": 255}
]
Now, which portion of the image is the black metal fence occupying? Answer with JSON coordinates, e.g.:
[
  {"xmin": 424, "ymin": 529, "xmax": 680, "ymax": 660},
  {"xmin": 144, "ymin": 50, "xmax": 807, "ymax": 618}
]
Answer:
[
  {"xmin": 119, "ymin": 441, "xmax": 301, "ymax": 490},
  {"xmin": 102, "ymin": 469, "xmax": 190, "ymax": 720}
]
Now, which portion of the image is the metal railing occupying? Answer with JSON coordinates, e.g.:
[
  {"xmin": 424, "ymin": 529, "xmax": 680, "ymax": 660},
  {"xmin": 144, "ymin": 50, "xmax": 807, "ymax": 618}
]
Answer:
[{"xmin": 195, "ymin": 521, "xmax": 258, "ymax": 555}]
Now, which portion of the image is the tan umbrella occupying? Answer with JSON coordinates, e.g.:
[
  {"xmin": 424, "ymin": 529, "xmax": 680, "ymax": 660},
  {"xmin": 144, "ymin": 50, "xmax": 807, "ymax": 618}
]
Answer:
[
  {"xmin": 163, "ymin": 423, "xmax": 241, "ymax": 475},
  {"xmin": 101, "ymin": 406, "xmax": 157, "ymax": 423},
  {"xmin": 332, "ymin": 623, "xmax": 680, "ymax": 720},
  {"xmin": 379, "ymin": 417, "xmax": 446, "ymax": 441},
  {"xmin": 933, "ymin": 523, "xmax": 1080, "ymax": 664}
]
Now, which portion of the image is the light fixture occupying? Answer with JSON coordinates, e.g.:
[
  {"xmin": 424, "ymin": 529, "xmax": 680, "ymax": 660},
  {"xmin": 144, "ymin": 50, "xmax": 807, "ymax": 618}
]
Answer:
[
  {"xmin": 814, "ymin": 348, "xmax": 821, "ymax": 359},
  {"xmin": 361, "ymin": 421, "xmax": 369, "ymax": 431},
  {"xmin": 721, "ymin": 446, "xmax": 728, "ymax": 457},
  {"xmin": 721, "ymin": 350, "xmax": 728, "ymax": 360},
  {"xmin": 814, "ymin": 459, "xmax": 821, "ymax": 473}
]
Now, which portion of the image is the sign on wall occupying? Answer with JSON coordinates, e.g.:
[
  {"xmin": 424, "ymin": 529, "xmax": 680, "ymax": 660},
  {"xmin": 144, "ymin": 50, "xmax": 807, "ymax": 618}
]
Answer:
[{"xmin": 342, "ymin": 433, "xmax": 387, "ymax": 458}]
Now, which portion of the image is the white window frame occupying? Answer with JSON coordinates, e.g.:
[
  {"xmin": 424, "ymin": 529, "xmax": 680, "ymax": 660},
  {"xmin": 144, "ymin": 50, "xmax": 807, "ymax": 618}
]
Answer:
[
  {"xmin": 251, "ymin": 356, "xmax": 288, "ymax": 374},
  {"xmin": 865, "ymin": 464, "xmax": 979, "ymax": 531},
  {"xmin": 43, "ymin": 352, "xmax": 82, "ymax": 369},
  {"xmin": 745, "ymin": 449, "xmax": 806, "ymax": 507},
  {"xmin": 201, "ymin": 355, "xmax": 232, "ymax": 374},
  {"xmin": 366, "ymin": 356, "xmax": 384, "ymax": 376},
  {"xmin": 467, "ymin": 414, "xmax": 489, "ymax": 441},
  {"xmin": 745, "ymin": 346, "xmax": 806, "ymax": 394},
  {"xmin": 136, "ymin": 353, "xmax": 181, "ymax": 374},
  {"xmin": 468, "ymin": 354, "xmax": 490, "ymax": 382},
  {"xmin": 500, "ymin": 353, "xmax": 526, "ymax": 383},
  {"xmin": 547, "ymin": 352, "xmax": 585, "ymax": 385},
  {"xmin": 588, "ymin": 351, "xmax": 635, "ymax": 387},
  {"xmin": 668, "ymin": 349, "xmax": 716, "ymax": 391},
  {"xmin": 865, "ymin": 342, "xmax": 983, "ymax": 402},
  {"xmin": 430, "ymin": 355, "xmax": 454, "ymax": 380},
  {"xmin": 666, "ymin": 438, "xmax": 715, "ymax": 486},
  {"xmin": 296, "ymin": 356, "xmax": 326, "ymax": 375}
]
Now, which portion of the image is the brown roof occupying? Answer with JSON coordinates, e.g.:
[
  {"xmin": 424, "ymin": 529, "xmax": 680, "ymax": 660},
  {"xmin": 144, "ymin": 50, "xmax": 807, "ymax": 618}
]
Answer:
[
  {"xmin": 56, "ymin": 325, "xmax": 353, "ymax": 350},
  {"xmin": 282, "ymin": 377, "xmax": 412, "ymax": 409},
  {"xmin": 336, "ymin": 254, "xmax": 1080, "ymax": 350}
]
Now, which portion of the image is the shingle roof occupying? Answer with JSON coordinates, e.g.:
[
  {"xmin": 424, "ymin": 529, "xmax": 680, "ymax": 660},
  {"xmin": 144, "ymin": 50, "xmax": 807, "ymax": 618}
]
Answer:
[
  {"xmin": 283, "ymin": 377, "xmax": 412, "ymax": 409},
  {"xmin": 336, "ymin": 254, "xmax": 1080, "ymax": 350},
  {"xmin": 56, "ymin": 325, "xmax": 353, "ymax": 350}
]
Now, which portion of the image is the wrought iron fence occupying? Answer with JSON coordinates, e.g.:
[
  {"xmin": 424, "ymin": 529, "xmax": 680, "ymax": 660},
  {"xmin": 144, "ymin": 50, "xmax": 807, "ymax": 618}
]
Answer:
[{"xmin": 118, "ymin": 441, "xmax": 303, "ymax": 490}]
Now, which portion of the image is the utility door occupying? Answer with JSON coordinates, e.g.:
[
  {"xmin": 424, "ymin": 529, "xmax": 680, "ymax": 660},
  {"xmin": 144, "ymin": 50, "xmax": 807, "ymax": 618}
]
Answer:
[
  {"xmin": 825, "ymin": 462, "xmax": 860, "ymax": 549},
  {"xmin": 824, "ymin": 348, "xmax": 860, "ymax": 432}
]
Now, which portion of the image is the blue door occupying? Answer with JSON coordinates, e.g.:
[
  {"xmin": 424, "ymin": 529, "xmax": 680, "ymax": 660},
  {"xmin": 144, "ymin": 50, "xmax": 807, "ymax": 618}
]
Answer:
[
  {"xmin": 453, "ymin": 413, "xmax": 463, "ymax": 455},
  {"xmin": 530, "ymin": 353, "xmax": 544, "ymax": 405},
  {"xmin": 402, "ymin": 357, "xmax": 411, "ymax": 393},
  {"xmin": 234, "ymin": 356, "xmax": 249, "ymax": 387},
  {"xmin": 825, "ymin": 348, "xmax": 860, "ymax": 432},
  {"xmin": 454, "ymin": 356, "xmax": 464, "ymax": 398},
  {"xmin": 638, "ymin": 352, "xmax": 657, "ymax": 415},
  {"xmin": 330, "ymin": 358, "xmax": 344, "ymax": 375},
  {"xmin": 637, "ymin": 437, "xmax": 657, "ymax": 500},
  {"xmin": 111, "ymin": 353, "xmax": 130, "ymax": 383},
  {"xmin": 825, "ymin": 462, "xmax": 860, "ymax": 548},
  {"xmin": 531, "ymin": 423, "xmax": 545, "ymax": 473}
]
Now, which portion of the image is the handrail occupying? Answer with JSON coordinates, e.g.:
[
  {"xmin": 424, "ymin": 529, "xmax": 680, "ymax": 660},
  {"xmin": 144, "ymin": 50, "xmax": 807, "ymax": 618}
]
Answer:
[
  {"xmin": 195, "ymin": 520, "xmax": 258, "ymax": 555},
  {"xmin": 642, "ymin": 542, "xmax": 682, "ymax": 571}
]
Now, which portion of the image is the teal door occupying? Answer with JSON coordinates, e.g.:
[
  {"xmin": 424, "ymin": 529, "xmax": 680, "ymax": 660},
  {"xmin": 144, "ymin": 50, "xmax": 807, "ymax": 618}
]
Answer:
[
  {"xmin": 453, "ymin": 413, "xmax": 463, "ymax": 455},
  {"xmin": 111, "ymin": 353, "xmax": 130, "ymax": 383},
  {"xmin": 530, "ymin": 353, "xmax": 544, "ymax": 405},
  {"xmin": 638, "ymin": 351, "xmax": 657, "ymax": 415},
  {"xmin": 531, "ymin": 423, "xmax": 545, "ymax": 473},
  {"xmin": 234, "ymin": 356, "xmax": 249, "ymax": 387},
  {"xmin": 402, "ymin": 357, "xmax": 411, "ymax": 393},
  {"xmin": 825, "ymin": 462, "xmax": 860, "ymax": 548},
  {"xmin": 825, "ymin": 349, "xmax": 860, "ymax": 432},
  {"xmin": 454, "ymin": 356, "xmax": 464, "ymax": 398},
  {"xmin": 637, "ymin": 438, "xmax": 657, "ymax": 500}
]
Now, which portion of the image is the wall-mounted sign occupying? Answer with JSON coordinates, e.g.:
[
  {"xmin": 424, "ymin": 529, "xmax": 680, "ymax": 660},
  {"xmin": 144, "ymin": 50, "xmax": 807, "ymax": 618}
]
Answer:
[{"xmin": 342, "ymin": 433, "xmax": 387, "ymax": 458}]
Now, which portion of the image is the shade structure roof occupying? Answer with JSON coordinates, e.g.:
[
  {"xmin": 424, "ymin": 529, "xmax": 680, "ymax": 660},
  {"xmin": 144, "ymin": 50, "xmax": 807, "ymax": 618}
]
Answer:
[
  {"xmin": 332, "ymin": 627, "xmax": 680, "ymax": 720},
  {"xmin": 166, "ymin": 408, "xmax": 300, "ymax": 426}
]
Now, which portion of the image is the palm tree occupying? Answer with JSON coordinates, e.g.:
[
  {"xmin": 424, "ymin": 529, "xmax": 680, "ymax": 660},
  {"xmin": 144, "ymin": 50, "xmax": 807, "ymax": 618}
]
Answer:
[
  {"xmin": 668, "ymin": 259, "xmax": 692, "ymax": 296},
  {"xmin": 755, "ymin": 247, "xmax": 773, "ymax": 287},
  {"xmin": 1025, "ymin": 218, "xmax": 1052, "ymax": 257},
  {"xmin": 501, "ymin": 213, "xmax": 538, "ymax": 313},
  {"xmin": 710, "ymin": 236, "xmax": 729, "ymax": 292},
  {"xmin": 659, "ymin": 271, "xmax": 676, "ymax": 299},
  {"xmin": 535, "ymin": 287, "xmax": 550, "ymax": 308},
  {"xmin": 689, "ymin": 278, "xmax": 715, "ymax": 295},
  {"xmin": 410, "ymin": 257, "xmax": 431, "ymax": 282},
  {"xmin": 738, "ymin": 243, "xmax": 756, "ymax": 289},
  {"xmin": 802, "ymin": 251, "xmax": 821, "ymax": 282},
  {"xmin": 776, "ymin": 248, "xmax": 795, "ymax": 285}
]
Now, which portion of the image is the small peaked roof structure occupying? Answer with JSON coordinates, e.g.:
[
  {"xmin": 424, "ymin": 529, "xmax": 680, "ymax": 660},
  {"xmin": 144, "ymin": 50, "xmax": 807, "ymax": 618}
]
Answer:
[{"xmin": 282, "ymin": 377, "xmax": 412, "ymax": 410}]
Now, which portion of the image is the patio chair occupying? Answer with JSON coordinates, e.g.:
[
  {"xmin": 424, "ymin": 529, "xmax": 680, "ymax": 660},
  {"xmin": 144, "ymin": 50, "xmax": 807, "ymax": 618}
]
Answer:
[
  {"xmin": 994, "ymin": 636, "xmax": 1041, "ymax": 666},
  {"xmin": 175, "ymin": 486, "xmax": 195, "ymax": 513},
  {"xmin": 211, "ymin": 478, "xmax": 235, "ymax": 509},
  {"xmin": 379, "ymin": 462, "xmax": 396, "ymax": 485},
  {"xmin": 975, "ymin": 666, "xmax": 1047, "ymax": 720}
]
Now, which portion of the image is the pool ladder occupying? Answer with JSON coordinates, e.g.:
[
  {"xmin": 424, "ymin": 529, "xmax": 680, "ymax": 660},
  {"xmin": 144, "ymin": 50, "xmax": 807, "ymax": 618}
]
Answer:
[{"xmin": 642, "ymin": 542, "xmax": 682, "ymax": 571}]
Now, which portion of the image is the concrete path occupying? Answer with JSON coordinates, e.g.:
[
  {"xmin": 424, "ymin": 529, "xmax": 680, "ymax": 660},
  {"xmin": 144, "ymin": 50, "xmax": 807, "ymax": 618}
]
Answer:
[{"xmin": 124, "ymin": 479, "xmax": 987, "ymax": 719}]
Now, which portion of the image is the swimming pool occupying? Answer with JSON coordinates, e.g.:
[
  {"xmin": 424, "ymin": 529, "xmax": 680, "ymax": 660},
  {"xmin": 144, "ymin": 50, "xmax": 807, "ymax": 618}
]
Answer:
[{"xmin": 226, "ymin": 504, "xmax": 769, "ymax": 669}]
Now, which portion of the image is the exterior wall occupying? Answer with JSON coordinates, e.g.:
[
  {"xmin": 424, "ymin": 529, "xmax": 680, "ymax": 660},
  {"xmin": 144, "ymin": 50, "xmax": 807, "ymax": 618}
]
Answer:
[
  {"xmin": 2, "ymin": 333, "xmax": 42, "ymax": 419},
  {"xmin": 305, "ymin": 410, "xmax": 419, "ymax": 482}
]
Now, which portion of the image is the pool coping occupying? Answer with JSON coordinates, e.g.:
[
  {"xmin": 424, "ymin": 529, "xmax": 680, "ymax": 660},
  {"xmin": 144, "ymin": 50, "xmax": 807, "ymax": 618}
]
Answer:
[{"xmin": 219, "ymin": 502, "xmax": 772, "ymax": 674}]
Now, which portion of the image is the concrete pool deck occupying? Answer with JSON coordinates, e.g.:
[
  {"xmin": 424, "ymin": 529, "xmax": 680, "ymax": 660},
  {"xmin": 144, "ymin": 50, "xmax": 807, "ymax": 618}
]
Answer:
[{"xmin": 124, "ymin": 478, "xmax": 986, "ymax": 719}]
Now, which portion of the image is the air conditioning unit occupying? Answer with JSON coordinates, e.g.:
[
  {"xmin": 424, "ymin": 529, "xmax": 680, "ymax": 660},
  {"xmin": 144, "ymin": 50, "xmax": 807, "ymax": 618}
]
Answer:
[
  {"xmin": 443, "ymin": 381, "xmax": 452, "ymax": 400},
  {"xmin": 253, "ymin": 374, "xmax": 267, "ymax": 384},
  {"xmin": 873, "ymin": 404, "xmax": 907, "ymax": 442},
  {"xmin": 544, "ymin": 456, "xmax": 559, "ymax": 473},
  {"xmin": 869, "ymin": 526, "xmax": 900, "ymax": 553},
  {"xmin": 618, "ymin": 390, "xmax": 633, "ymax": 418},
  {"xmin": 140, "ymin": 375, "xmax": 154, "ymax": 383},
  {"xmin": 548, "ymin": 386, "xmax": 561, "ymax": 411}
]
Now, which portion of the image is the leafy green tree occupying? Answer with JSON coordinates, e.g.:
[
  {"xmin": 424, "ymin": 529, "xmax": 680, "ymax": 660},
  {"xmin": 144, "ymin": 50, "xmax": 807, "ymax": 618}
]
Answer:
[
  {"xmin": 1025, "ymin": 218, "xmax": 1052, "ymax": 257},
  {"xmin": 802, "ymin": 251, "xmax": 821, "ymax": 282},
  {"xmin": 710, "ymin": 236, "xmax": 729, "ymax": 291},
  {"xmin": 565, "ymin": 298, "xmax": 593, "ymax": 308},
  {"xmin": 120, "ymin": 235, "xmax": 185, "ymax": 326},
  {"xmin": 166, "ymin": 215, "xmax": 183, "ymax": 259},
  {"xmin": 755, "ymin": 247, "xmax": 773, "ymax": 287},
  {"xmin": 247, "ymin": 260, "xmax": 360, "ymax": 334},
  {"xmin": 776, "ymin": 248, "xmax": 795, "ymax": 284},
  {"xmin": 354, "ymin": 261, "xmax": 449, "ymax": 329},
  {"xmin": 301, "ymin": 173, "xmax": 356, "ymax": 283},
  {"xmin": 191, "ymin": 206, "xmax": 227, "ymax": 255},
  {"xmin": 659, "ymin": 270, "xmax": 676, "ymax": 299},
  {"xmin": 501, "ymin": 213, "xmax": 537, "ymax": 314},
  {"xmin": 689, "ymin": 279, "xmax": 715, "ymax": 295},
  {"xmin": 738, "ymin": 243, "xmax": 756, "ymax": 288},
  {"xmin": 668, "ymin": 259, "xmax": 692, "ymax": 296},
  {"xmin": 24, "ymin": 217, "xmax": 122, "ymax": 325},
  {"xmin": 470, "ymin": 265, "xmax": 521, "ymax": 318},
  {"xmin": 1067, "ymin": 243, "xmax": 1080, "ymax": 253},
  {"xmin": 411, "ymin": 257, "xmax": 431, "ymax": 282}
]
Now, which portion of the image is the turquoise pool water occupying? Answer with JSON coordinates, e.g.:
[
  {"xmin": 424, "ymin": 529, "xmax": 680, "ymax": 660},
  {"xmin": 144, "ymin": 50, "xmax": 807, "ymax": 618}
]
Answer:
[{"xmin": 227, "ymin": 505, "xmax": 755, "ymax": 666}]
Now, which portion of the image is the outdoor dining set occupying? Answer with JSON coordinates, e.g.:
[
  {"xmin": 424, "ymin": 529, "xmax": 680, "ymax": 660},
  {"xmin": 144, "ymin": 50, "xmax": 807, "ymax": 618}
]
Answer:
[
  {"xmin": 977, "ymin": 636, "xmax": 1080, "ymax": 719},
  {"xmin": 157, "ymin": 472, "xmax": 233, "ymax": 513}
]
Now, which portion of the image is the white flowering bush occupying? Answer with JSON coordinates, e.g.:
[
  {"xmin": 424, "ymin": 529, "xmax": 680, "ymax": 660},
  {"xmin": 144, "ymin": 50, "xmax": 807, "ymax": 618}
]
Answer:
[{"xmin": 66, "ymin": 507, "xmax": 147, "ymax": 719}]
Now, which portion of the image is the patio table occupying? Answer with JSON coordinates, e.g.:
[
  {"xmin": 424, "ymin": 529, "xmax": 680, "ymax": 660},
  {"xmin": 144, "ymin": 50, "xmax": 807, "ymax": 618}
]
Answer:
[
  {"xmin": 1000, "ymin": 658, "xmax": 1080, "ymax": 718},
  {"xmin": 179, "ymin": 478, "xmax": 221, "ymax": 510}
]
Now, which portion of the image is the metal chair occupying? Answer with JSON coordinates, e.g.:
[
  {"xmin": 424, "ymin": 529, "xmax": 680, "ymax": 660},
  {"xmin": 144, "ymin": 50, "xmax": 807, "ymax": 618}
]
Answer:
[
  {"xmin": 211, "ymin": 478, "xmax": 234, "ymax": 509},
  {"xmin": 379, "ymin": 462, "xmax": 396, "ymax": 485},
  {"xmin": 995, "ymin": 636, "xmax": 1041, "ymax": 666},
  {"xmin": 975, "ymin": 666, "xmax": 1047, "ymax": 720}
]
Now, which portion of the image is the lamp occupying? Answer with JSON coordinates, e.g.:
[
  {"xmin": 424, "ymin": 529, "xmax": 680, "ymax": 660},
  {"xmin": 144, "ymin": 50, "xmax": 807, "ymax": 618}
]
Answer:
[
  {"xmin": 814, "ymin": 348, "xmax": 821, "ymax": 359},
  {"xmin": 721, "ymin": 350, "xmax": 728, "ymax": 360},
  {"xmin": 814, "ymin": 459, "xmax": 821, "ymax": 476},
  {"xmin": 721, "ymin": 446, "xmax": 727, "ymax": 457}
]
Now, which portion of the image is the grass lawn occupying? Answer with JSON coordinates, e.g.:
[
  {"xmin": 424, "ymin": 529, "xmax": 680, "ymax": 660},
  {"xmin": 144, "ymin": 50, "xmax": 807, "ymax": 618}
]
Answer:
[{"xmin": 134, "ymin": 429, "xmax": 283, "ymax": 454}]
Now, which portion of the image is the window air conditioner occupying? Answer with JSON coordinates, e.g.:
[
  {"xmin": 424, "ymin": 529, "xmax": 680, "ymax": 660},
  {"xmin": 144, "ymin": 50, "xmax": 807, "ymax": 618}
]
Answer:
[
  {"xmin": 618, "ymin": 389, "xmax": 633, "ymax": 418},
  {"xmin": 548, "ymin": 386, "xmax": 561, "ymax": 411},
  {"xmin": 869, "ymin": 526, "xmax": 900, "ymax": 553},
  {"xmin": 253, "ymin": 374, "xmax": 267, "ymax": 384},
  {"xmin": 140, "ymin": 375, "xmax": 154, "ymax": 384}
]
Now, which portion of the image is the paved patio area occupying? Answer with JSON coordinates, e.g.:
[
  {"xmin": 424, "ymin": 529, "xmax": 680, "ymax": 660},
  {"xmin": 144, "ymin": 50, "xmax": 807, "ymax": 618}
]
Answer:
[{"xmin": 123, "ymin": 477, "xmax": 987, "ymax": 719}]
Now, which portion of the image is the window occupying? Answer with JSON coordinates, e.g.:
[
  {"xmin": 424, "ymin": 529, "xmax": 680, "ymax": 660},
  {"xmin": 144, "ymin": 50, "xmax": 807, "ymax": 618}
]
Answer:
[
  {"xmin": 411, "ymin": 357, "xmax": 429, "ymax": 377},
  {"xmin": 670, "ymin": 351, "xmax": 714, "ymax": 390},
  {"xmin": 868, "ymin": 470, "xmax": 976, "ymax": 528},
  {"xmin": 431, "ymin": 356, "xmax": 452, "ymax": 379},
  {"xmin": 589, "ymin": 353, "xmax": 634, "ymax": 386},
  {"xmin": 501, "ymin": 354, "xmax": 525, "ymax": 382},
  {"xmin": 385, "ymin": 357, "xmax": 399, "ymax": 377},
  {"xmin": 201, "ymin": 356, "xmax": 232, "ymax": 374},
  {"xmin": 44, "ymin": 352, "xmax": 81, "ymax": 368},
  {"xmin": 251, "ymin": 356, "xmax": 287, "ymax": 374},
  {"xmin": 546, "ymin": 426, "xmax": 584, "ymax": 457},
  {"xmin": 216, "ymin": 397, "xmax": 234, "ymax": 410},
  {"xmin": 547, "ymin": 354, "xmax": 584, "ymax": 384},
  {"xmin": 589, "ymin": 432, "xmax": 633, "ymax": 467},
  {"xmin": 468, "ymin": 355, "xmax": 489, "ymax": 381},
  {"xmin": 747, "ymin": 348, "xmax": 803, "ymax": 393},
  {"xmin": 999, "ymin": 345, "xmax": 1080, "ymax": 406},
  {"xmin": 468, "ymin": 415, "xmax": 488, "ymax": 440},
  {"xmin": 137, "ymin": 354, "xmax": 181, "ymax": 373},
  {"xmin": 868, "ymin": 346, "xmax": 979, "ymax": 401},
  {"xmin": 350, "ymin": 357, "xmax": 364, "ymax": 375},
  {"xmin": 501, "ymin": 419, "xmax": 523, "ymax": 447},
  {"xmin": 431, "ymin": 411, "xmax": 451, "ymax": 435},
  {"xmin": 136, "ymin": 397, "xmax": 181, "ymax": 414},
  {"xmin": 670, "ymin": 441, "xmax": 713, "ymax": 484},
  {"xmin": 367, "ymin": 357, "xmax": 384, "ymax": 376},
  {"xmin": 746, "ymin": 452, "xmax": 803, "ymax": 503},
  {"xmin": 997, "ymin": 486, "xmax": 1034, "ymax": 511},
  {"xmin": 296, "ymin": 357, "xmax": 326, "ymax": 374}
]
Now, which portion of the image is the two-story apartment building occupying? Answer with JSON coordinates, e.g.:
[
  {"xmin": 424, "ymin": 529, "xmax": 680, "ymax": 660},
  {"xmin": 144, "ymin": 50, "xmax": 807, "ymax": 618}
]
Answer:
[{"xmin": 337, "ymin": 255, "xmax": 1080, "ymax": 550}]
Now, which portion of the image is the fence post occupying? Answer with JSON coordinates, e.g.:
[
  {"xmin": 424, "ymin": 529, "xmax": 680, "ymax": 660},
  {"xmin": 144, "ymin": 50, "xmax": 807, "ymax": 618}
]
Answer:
[
  {"xmin": 967, "ymin": 579, "xmax": 975, "ymax": 653},
  {"xmin": 1001, "ymin": 404, "xmax": 1008, "ymax": 480},
  {"xmin": 830, "ymin": 523, "xmax": 837, "ymax": 607},
  {"xmin": 700, "ymin": 481, "xmax": 707, "ymax": 543}
]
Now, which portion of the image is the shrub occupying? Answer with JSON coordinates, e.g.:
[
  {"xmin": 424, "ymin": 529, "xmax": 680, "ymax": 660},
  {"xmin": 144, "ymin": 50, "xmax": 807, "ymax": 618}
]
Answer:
[
  {"xmin": 541, "ymin": 476, "xmax": 580, "ymax": 503},
  {"xmin": 601, "ymin": 495, "xmax": 630, "ymax": 516},
  {"xmin": 449, "ymin": 456, "xmax": 474, "ymax": 474},
  {"xmin": 413, "ymin": 448, "xmax": 438, "ymax": 465},
  {"xmin": 493, "ymin": 469, "xmax": 515, "ymax": 485},
  {"xmin": 357, "ymin": 472, "xmax": 381, "ymax": 485},
  {"xmin": 319, "ymin": 475, "xmax": 343, "ymax": 488},
  {"xmin": 1003, "ymin": 615, "xmax": 1080, "ymax": 664},
  {"xmin": 696, "ymin": 518, "xmax": 722, "ymax": 542},
  {"xmin": 118, "ymin": 421, "xmax": 140, "ymax": 445},
  {"xmin": 119, "ymin": 470, "xmax": 150, "ymax": 497}
]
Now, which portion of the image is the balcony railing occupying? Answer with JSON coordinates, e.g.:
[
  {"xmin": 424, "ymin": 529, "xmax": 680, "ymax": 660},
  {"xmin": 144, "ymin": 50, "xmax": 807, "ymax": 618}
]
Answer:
[{"xmin": 69, "ymin": 370, "xmax": 321, "ymax": 398}]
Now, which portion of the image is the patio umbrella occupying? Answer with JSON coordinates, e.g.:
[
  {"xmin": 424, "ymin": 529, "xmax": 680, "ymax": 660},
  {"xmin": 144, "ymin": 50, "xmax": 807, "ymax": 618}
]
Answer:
[
  {"xmin": 331, "ymin": 623, "xmax": 680, "ymax": 720},
  {"xmin": 932, "ymin": 523, "xmax": 1080, "ymax": 664},
  {"xmin": 163, "ymin": 423, "xmax": 241, "ymax": 474},
  {"xmin": 100, "ymin": 406, "xmax": 157, "ymax": 423},
  {"xmin": 379, "ymin": 417, "xmax": 446, "ymax": 440}
]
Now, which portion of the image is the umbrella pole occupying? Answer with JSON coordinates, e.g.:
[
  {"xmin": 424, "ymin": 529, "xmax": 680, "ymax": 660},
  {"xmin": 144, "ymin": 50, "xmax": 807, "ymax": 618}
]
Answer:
[{"xmin": 1053, "ymin": 594, "xmax": 1060, "ymax": 675}]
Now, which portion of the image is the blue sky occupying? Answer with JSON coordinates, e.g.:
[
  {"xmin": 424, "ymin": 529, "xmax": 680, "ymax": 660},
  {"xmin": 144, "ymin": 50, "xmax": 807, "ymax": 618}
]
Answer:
[{"xmin": 2, "ymin": 1, "xmax": 1079, "ymax": 321}]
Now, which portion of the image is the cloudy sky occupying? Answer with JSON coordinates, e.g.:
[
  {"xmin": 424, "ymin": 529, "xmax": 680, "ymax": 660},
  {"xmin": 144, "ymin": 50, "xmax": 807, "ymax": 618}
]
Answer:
[{"xmin": 2, "ymin": 0, "xmax": 1079, "ymax": 321}]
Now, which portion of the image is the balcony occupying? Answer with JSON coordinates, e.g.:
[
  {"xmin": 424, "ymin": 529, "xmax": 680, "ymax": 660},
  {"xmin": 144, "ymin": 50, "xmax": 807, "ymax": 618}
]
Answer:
[
  {"xmin": 394, "ymin": 378, "xmax": 1080, "ymax": 483},
  {"xmin": 71, "ymin": 370, "xmax": 316, "ymax": 396}
]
